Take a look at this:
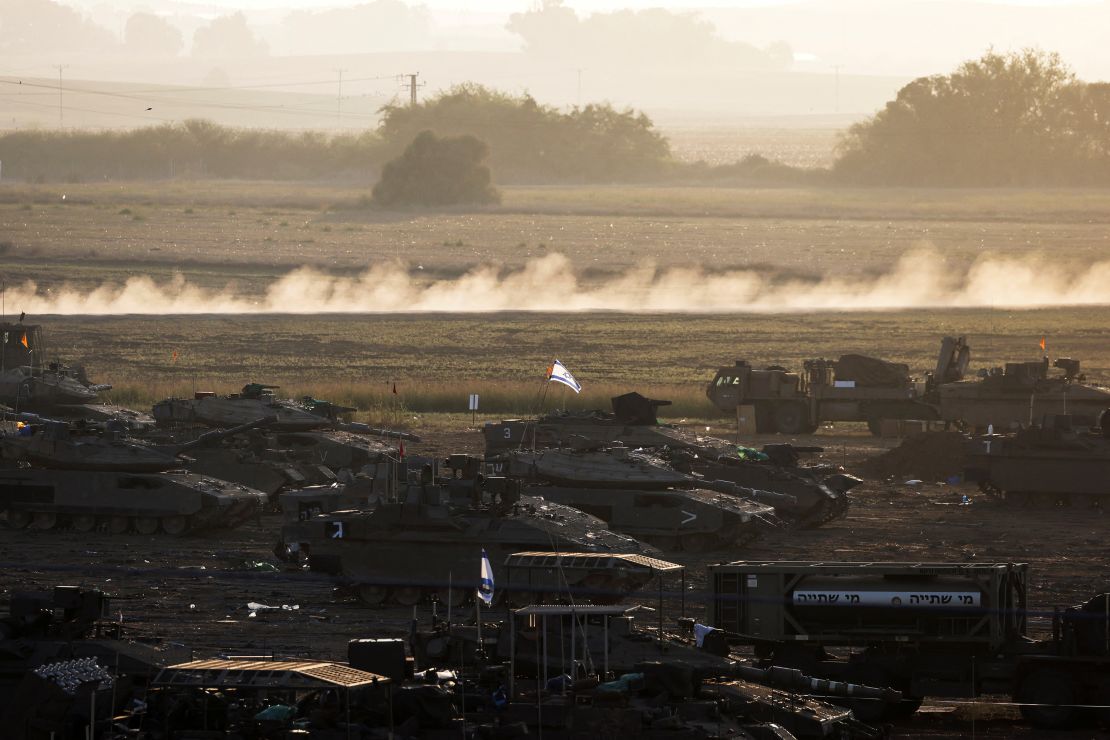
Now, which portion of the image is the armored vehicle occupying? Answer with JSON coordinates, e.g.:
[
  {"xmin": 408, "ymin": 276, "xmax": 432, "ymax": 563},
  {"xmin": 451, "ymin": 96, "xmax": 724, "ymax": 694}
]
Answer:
[
  {"xmin": 0, "ymin": 468, "xmax": 265, "ymax": 534},
  {"xmin": 666, "ymin": 443, "xmax": 854, "ymax": 527},
  {"xmin": 184, "ymin": 428, "xmax": 397, "ymax": 497},
  {"xmin": 0, "ymin": 323, "xmax": 110, "ymax": 411},
  {"xmin": 279, "ymin": 469, "xmax": 655, "ymax": 607},
  {"xmin": 708, "ymin": 335, "xmax": 1110, "ymax": 434},
  {"xmin": 937, "ymin": 356, "xmax": 1110, "ymax": 430},
  {"xmin": 706, "ymin": 351, "xmax": 938, "ymax": 434},
  {"xmin": 153, "ymin": 384, "xmax": 349, "ymax": 431},
  {"xmin": 492, "ymin": 447, "xmax": 784, "ymax": 549},
  {"xmin": 1, "ymin": 415, "xmax": 274, "ymax": 472},
  {"xmin": 0, "ymin": 416, "xmax": 271, "ymax": 534},
  {"xmin": 964, "ymin": 411, "xmax": 1110, "ymax": 506},
  {"xmin": 484, "ymin": 393, "xmax": 855, "ymax": 526}
]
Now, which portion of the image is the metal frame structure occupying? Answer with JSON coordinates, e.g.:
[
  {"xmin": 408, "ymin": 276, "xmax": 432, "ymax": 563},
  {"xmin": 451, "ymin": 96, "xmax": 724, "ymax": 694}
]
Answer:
[{"xmin": 504, "ymin": 551, "xmax": 686, "ymax": 614}]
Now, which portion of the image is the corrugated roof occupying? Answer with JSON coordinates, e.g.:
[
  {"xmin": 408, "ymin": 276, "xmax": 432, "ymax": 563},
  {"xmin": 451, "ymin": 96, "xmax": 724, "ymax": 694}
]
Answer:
[
  {"xmin": 154, "ymin": 660, "xmax": 389, "ymax": 689},
  {"xmin": 507, "ymin": 551, "xmax": 684, "ymax": 572},
  {"xmin": 513, "ymin": 604, "xmax": 642, "ymax": 616}
]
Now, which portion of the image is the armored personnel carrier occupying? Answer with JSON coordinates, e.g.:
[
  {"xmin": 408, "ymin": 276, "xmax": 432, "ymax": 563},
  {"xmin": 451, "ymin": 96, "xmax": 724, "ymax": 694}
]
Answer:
[
  {"xmin": 964, "ymin": 411, "xmax": 1110, "ymax": 506},
  {"xmin": 0, "ymin": 417, "xmax": 270, "ymax": 534},
  {"xmin": 278, "ymin": 468, "xmax": 655, "ymax": 607},
  {"xmin": 485, "ymin": 392, "xmax": 854, "ymax": 526},
  {"xmin": 493, "ymin": 447, "xmax": 782, "ymax": 551}
]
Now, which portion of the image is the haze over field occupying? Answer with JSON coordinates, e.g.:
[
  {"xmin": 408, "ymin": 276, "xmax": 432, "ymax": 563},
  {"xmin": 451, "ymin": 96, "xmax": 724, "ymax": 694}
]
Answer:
[
  {"xmin": 3, "ymin": 0, "xmax": 1109, "ymax": 126},
  {"xmin": 9, "ymin": 250, "xmax": 1110, "ymax": 315}
]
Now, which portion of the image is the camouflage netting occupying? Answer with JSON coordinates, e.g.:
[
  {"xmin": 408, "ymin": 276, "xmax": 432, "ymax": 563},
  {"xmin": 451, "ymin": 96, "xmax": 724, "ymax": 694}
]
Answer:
[{"xmin": 858, "ymin": 432, "xmax": 969, "ymax": 482}]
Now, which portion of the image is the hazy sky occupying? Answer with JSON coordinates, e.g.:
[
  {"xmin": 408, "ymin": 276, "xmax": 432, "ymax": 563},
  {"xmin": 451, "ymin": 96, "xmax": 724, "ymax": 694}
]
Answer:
[{"xmin": 9, "ymin": 0, "xmax": 1109, "ymax": 125}]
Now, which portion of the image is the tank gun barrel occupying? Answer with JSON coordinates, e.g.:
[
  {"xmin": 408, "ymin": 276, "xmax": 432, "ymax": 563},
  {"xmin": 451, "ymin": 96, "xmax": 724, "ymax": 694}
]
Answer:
[
  {"xmin": 702, "ymin": 478, "xmax": 798, "ymax": 507},
  {"xmin": 170, "ymin": 415, "xmax": 278, "ymax": 455},
  {"xmin": 338, "ymin": 422, "xmax": 422, "ymax": 442},
  {"xmin": 729, "ymin": 663, "xmax": 903, "ymax": 704}
]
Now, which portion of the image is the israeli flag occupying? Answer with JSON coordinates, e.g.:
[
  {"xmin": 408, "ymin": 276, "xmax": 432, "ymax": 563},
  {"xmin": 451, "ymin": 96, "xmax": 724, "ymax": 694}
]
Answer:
[
  {"xmin": 547, "ymin": 359, "xmax": 582, "ymax": 394},
  {"xmin": 478, "ymin": 548, "xmax": 494, "ymax": 606}
]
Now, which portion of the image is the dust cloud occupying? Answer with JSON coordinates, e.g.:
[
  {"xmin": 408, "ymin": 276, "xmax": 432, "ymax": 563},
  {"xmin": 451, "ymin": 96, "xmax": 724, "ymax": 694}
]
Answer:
[{"xmin": 9, "ymin": 249, "xmax": 1110, "ymax": 315}]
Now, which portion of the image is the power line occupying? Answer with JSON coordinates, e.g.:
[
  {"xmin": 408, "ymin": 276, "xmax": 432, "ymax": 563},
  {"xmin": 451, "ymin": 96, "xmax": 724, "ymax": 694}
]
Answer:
[
  {"xmin": 54, "ymin": 64, "xmax": 68, "ymax": 128},
  {"xmin": 334, "ymin": 68, "xmax": 346, "ymax": 127}
]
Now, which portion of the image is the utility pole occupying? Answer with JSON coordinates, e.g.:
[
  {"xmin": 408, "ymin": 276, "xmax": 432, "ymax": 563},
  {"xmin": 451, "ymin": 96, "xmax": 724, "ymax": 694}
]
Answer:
[
  {"xmin": 55, "ymin": 64, "xmax": 69, "ymax": 129},
  {"xmin": 576, "ymin": 68, "xmax": 582, "ymax": 108},
  {"xmin": 403, "ymin": 73, "xmax": 422, "ymax": 107},
  {"xmin": 334, "ymin": 68, "xmax": 346, "ymax": 128},
  {"xmin": 831, "ymin": 64, "xmax": 842, "ymax": 114}
]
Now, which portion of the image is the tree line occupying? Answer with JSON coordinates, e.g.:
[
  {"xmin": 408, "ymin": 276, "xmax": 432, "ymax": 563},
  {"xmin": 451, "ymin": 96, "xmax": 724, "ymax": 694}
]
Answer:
[{"xmin": 1, "ymin": 50, "xmax": 1108, "ymax": 189}]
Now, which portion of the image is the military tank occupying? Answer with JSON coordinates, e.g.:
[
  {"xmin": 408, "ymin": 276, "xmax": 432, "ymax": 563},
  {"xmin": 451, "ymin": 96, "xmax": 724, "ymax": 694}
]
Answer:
[
  {"xmin": 153, "ymin": 384, "xmax": 341, "ymax": 431},
  {"xmin": 0, "ymin": 323, "xmax": 111, "ymax": 411},
  {"xmin": 183, "ymin": 428, "xmax": 399, "ymax": 499},
  {"xmin": 1, "ymin": 414, "xmax": 274, "ymax": 472},
  {"xmin": 493, "ymin": 447, "xmax": 783, "ymax": 551},
  {"xmin": 278, "ymin": 464, "xmax": 656, "ymax": 607},
  {"xmin": 663, "ymin": 443, "xmax": 855, "ymax": 527},
  {"xmin": 0, "ymin": 468, "xmax": 265, "ymax": 534},
  {"xmin": 484, "ymin": 392, "xmax": 855, "ymax": 526},
  {"xmin": 964, "ymin": 410, "xmax": 1110, "ymax": 507},
  {"xmin": 0, "ymin": 416, "xmax": 271, "ymax": 534}
]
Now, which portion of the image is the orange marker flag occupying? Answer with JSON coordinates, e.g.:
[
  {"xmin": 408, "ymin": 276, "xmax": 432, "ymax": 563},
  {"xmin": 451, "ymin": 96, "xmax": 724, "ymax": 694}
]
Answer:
[
  {"xmin": 172, "ymin": 351, "xmax": 179, "ymax": 363},
  {"xmin": 20, "ymin": 332, "xmax": 28, "ymax": 349},
  {"xmin": 1039, "ymin": 336, "xmax": 1046, "ymax": 352}
]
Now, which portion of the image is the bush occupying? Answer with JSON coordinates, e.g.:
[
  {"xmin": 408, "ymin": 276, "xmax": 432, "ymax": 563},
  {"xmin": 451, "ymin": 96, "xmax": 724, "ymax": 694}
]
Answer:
[
  {"xmin": 372, "ymin": 130, "xmax": 500, "ymax": 207},
  {"xmin": 378, "ymin": 84, "xmax": 671, "ymax": 183},
  {"xmin": 833, "ymin": 49, "xmax": 1110, "ymax": 186}
]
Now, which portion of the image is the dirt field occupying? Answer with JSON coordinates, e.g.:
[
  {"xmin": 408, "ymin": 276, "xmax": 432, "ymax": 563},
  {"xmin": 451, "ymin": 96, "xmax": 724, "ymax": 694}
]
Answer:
[
  {"xmin": 3, "ymin": 182, "xmax": 1110, "ymax": 294},
  {"xmin": 1, "ymin": 426, "xmax": 1107, "ymax": 738}
]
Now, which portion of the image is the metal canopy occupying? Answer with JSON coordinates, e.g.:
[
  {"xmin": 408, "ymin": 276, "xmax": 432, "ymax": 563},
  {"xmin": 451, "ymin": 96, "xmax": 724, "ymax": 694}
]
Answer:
[
  {"xmin": 506, "ymin": 551, "xmax": 685, "ymax": 574},
  {"xmin": 512, "ymin": 604, "xmax": 642, "ymax": 617},
  {"xmin": 152, "ymin": 659, "xmax": 390, "ymax": 690}
]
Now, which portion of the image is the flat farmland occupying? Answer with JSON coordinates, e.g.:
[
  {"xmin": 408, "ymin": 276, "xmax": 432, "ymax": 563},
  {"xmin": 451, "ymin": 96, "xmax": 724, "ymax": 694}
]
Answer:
[{"xmin": 2, "ymin": 182, "xmax": 1110, "ymax": 296}]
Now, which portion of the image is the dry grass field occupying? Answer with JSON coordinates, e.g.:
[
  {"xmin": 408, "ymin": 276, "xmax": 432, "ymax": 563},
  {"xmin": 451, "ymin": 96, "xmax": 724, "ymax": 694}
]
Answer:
[
  {"xmin": 3, "ymin": 181, "xmax": 1110, "ymax": 296},
  {"xmin": 2, "ymin": 179, "xmax": 1109, "ymax": 420},
  {"xmin": 34, "ymin": 307, "xmax": 1110, "ymax": 423}
]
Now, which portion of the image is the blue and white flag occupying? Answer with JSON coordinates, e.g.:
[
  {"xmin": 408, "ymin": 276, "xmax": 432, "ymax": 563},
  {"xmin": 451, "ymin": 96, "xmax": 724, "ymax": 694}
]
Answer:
[
  {"xmin": 478, "ymin": 548, "xmax": 495, "ymax": 606},
  {"xmin": 546, "ymin": 359, "xmax": 581, "ymax": 394}
]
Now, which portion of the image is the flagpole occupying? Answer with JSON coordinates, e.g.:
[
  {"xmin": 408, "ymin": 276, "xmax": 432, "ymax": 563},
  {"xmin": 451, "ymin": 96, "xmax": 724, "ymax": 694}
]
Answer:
[{"xmin": 476, "ymin": 596, "xmax": 483, "ymax": 657}]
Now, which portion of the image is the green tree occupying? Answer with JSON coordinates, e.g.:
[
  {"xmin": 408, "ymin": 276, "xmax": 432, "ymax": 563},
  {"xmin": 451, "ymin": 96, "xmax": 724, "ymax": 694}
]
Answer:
[
  {"xmin": 377, "ymin": 84, "xmax": 671, "ymax": 183},
  {"xmin": 372, "ymin": 130, "xmax": 500, "ymax": 207},
  {"xmin": 834, "ymin": 49, "xmax": 1106, "ymax": 185}
]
